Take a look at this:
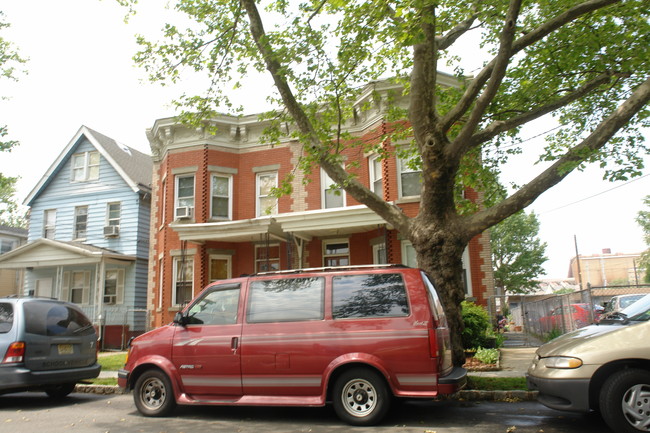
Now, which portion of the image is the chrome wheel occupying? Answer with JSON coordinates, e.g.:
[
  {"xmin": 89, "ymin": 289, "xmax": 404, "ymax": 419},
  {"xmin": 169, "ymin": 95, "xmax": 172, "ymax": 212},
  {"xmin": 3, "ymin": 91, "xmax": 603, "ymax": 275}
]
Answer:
[
  {"xmin": 341, "ymin": 378, "xmax": 378, "ymax": 418},
  {"xmin": 622, "ymin": 384, "xmax": 650, "ymax": 431}
]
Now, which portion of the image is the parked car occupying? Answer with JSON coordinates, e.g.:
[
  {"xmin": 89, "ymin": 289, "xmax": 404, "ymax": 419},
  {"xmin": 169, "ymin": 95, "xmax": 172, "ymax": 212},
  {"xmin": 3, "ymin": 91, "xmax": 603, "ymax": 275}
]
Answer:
[
  {"xmin": 119, "ymin": 265, "xmax": 467, "ymax": 425},
  {"xmin": 0, "ymin": 296, "xmax": 101, "ymax": 397},
  {"xmin": 600, "ymin": 293, "xmax": 648, "ymax": 318},
  {"xmin": 527, "ymin": 294, "xmax": 650, "ymax": 433},
  {"xmin": 539, "ymin": 303, "xmax": 594, "ymax": 332}
]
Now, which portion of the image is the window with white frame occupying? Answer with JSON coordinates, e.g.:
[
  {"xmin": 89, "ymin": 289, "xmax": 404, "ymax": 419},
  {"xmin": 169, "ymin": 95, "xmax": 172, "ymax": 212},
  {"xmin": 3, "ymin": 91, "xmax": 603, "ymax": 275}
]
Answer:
[
  {"xmin": 372, "ymin": 243, "xmax": 387, "ymax": 264},
  {"xmin": 255, "ymin": 244, "xmax": 280, "ymax": 273},
  {"xmin": 368, "ymin": 155, "xmax": 383, "ymax": 197},
  {"xmin": 323, "ymin": 240, "xmax": 350, "ymax": 267},
  {"xmin": 73, "ymin": 206, "xmax": 88, "ymax": 239},
  {"xmin": 43, "ymin": 209, "xmax": 56, "ymax": 239},
  {"xmin": 211, "ymin": 174, "xmax": 232, "ymax": 219},
  {"xmin": 175, "ymin": 175, "xmax": 195, "ymax": 211},
  {"xmin": 71, "ymin": 151, "xmax": 100, "ymax": 182},
  {"xmin": 69, "ymin": 271, "xmax": 90, "ymax": 304},
  {"xmin": 398, "ymin": 155, "xmax": 422, "ymax": 198},
  {"xmin": 210, "ymin": 255, "xmax": 232, "ymax": 281},
  {"xmin": 173, "ymin": 257, "xmax": 194, "ymax": 306},
  {"xmin": 104, "ymin": 269, "xmax": 124, "ymax": 304},
  {"xmin": 321, "ymin": 168, "xmax": 345, "ymax": 209},
  {"xmin": 106, "ymin": 202, "xmax": 121, "ymax": 226},
  {"xmin": 0, "ymin": 238, "xmax": 15, "ymax": 254},
  {"xmin": 401, "ymin": 240, "xmax": 472, "ymax": 296},
  {"xmin": 256, "ymin": 172, "xmax": 278, "ymax": 216}
]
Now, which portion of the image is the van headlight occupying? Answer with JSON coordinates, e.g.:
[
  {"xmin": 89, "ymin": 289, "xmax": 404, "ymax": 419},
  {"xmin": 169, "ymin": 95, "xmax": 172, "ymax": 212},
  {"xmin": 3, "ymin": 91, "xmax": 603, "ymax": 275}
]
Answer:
[{"xmin": 543, "ymin": 356, "xmax": 583, "ymax": 369}]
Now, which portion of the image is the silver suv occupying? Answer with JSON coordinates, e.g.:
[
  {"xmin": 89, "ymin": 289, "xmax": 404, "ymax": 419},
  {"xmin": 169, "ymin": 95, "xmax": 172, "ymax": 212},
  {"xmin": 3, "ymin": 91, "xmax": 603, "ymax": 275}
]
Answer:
[{"xmin": 0, "ymin": 297, "xmax": 101, "ymax": 397}]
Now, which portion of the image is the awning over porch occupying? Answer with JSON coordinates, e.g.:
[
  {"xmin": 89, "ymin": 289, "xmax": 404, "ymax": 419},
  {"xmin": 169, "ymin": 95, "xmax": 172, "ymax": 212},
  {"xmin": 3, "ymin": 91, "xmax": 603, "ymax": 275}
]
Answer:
[
  {"xmin": 0, "ymin": 238, "xmax": 136, "ymax": 269},
  {"xmin": 169, "ymin": 205, "xmax": 391, "ymax": 243}
]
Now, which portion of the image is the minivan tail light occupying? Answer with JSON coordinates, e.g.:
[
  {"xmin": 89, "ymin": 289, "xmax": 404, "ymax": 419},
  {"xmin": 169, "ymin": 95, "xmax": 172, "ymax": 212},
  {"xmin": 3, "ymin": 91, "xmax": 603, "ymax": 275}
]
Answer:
[{"xmin": 2, "ymin": 341, "xmax": 25, "ymax": 364}]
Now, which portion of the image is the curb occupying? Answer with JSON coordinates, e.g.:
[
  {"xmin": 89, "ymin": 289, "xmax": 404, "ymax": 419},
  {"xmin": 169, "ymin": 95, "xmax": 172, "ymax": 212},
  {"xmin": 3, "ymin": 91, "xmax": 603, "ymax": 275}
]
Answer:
[
  {"xmin": 73, "ymin": 385, "xmax": 538, "ymax": 401},
  {"xmin": 75, "ymin": 384, "xmax": 125, "ymax": 395}
]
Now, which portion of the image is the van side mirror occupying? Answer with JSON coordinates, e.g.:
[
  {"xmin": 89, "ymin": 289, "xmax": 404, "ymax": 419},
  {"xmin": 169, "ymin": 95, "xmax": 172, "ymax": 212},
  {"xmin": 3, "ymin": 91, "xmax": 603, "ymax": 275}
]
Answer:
[{"xmin": 173, "ymin": 312, "xmax": 188, "ymax": 326}]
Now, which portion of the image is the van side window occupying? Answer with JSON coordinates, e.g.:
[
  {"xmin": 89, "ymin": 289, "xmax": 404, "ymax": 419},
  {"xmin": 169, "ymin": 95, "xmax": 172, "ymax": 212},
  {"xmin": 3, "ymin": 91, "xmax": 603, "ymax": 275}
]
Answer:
[
  {"xmin": 247, "ymin": 277, "xmax": 324, "ymax": 323},
  {"xmin": 186, "ymin": 286, "xmax": 240, "ymax": 325},
  {"xmin": 0, "ymin": 303, "xmax": 13, "ymax": 333},
  {"xmin": 332, "ymin": 273, "xmax": 409, "ymax": 319}
]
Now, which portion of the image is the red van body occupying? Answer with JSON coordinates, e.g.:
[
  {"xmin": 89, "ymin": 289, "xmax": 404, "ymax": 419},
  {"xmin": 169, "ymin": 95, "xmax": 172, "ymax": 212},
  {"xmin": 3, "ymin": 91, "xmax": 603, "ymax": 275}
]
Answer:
[{"xmin": 118, "ymin": 265, "xmax": 466, "ymax": 425}]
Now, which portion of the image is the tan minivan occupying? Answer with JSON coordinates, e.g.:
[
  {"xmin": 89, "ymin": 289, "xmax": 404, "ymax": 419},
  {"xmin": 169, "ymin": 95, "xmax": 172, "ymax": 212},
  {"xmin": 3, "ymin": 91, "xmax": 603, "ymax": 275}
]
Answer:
[{"xmin": 527, "ymin": 294, "xmax": 650, "ymax": 433}]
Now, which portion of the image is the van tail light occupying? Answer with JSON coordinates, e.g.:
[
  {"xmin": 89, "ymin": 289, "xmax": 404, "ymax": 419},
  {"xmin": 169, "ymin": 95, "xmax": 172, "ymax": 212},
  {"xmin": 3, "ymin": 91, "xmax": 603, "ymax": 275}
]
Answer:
[{"xmin": 2, "ymin": 341, "xmax": 25, "ymax": 364}]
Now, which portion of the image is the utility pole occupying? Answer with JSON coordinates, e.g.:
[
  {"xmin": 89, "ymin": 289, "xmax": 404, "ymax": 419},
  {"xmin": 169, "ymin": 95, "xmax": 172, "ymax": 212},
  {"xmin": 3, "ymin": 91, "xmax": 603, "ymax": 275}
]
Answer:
[{"xmin": 574, "ymin": 235, "xmax": 583, "ymax": 290}]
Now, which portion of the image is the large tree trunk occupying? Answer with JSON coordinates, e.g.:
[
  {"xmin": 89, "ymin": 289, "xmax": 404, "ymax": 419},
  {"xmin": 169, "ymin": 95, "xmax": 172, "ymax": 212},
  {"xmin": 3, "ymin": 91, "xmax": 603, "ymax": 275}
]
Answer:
[{"xmin": 411, "ymin": 227, "xmax": 467, "ymax": 367}]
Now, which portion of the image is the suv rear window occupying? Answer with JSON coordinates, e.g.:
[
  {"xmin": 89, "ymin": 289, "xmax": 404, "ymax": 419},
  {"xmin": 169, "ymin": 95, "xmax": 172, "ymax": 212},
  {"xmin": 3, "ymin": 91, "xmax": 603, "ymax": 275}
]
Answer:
[
  {"xmin": 0, "ymin": 303, "xmax": 13, "ymax": 333},
  {"xmin": 332, "ymin": 273, "xmax": 409, "ymax": 319},
  {"xmin": 247, "ymin": 277, "xmax": 324, "ymax": 323},
  {"xmin": 24, "ymin": 302, "xmax": 94, "ymax": 336}
]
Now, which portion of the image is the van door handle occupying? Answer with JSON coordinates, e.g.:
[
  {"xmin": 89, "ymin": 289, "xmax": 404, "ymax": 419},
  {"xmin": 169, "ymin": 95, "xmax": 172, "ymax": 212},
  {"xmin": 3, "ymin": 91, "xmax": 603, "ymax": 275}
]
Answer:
[{"xmin": 231, "ymin": 337, "xmax": 239, "ymax": 354}]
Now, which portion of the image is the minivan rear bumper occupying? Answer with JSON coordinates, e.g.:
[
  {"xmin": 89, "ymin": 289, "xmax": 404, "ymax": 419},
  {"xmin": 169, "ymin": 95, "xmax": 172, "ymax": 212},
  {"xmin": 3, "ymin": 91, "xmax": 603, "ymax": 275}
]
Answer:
[
  {"xmin": 438, "ymin": 366, "xmax": 468, "ymax": 394},
  {"xmin": 0, "ymin": 363, "xmax": 101, "ymax": 392}
]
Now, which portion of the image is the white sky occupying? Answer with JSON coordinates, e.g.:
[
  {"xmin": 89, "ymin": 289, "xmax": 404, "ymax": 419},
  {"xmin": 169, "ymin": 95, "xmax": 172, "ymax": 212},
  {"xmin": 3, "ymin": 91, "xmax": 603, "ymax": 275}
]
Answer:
[{"xmin": 1, "ymin": 0, "xmax": 648, "ymax": 279}]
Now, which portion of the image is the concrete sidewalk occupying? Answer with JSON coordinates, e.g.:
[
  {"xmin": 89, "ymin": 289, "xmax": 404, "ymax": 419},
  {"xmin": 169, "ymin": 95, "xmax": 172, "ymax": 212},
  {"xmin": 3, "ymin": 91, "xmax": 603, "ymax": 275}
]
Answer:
[{"xmin": 469, "ymin": 347, "xmax": 537, "ymax": 378}]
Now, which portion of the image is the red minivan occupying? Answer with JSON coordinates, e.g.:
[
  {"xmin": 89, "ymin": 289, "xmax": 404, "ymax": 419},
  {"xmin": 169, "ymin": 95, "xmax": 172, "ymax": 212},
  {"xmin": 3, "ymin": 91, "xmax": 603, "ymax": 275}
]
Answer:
[{"xmin": 118, "ymin": 265, "xmax": 466, "ymax": 425}]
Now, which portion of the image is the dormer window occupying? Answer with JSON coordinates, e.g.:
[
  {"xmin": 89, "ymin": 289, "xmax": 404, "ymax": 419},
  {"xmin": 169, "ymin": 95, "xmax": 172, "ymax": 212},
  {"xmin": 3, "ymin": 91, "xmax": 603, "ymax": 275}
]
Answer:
[{"xmin": 71, "ymin": 151, "xmax": 100, "ymax": 182}]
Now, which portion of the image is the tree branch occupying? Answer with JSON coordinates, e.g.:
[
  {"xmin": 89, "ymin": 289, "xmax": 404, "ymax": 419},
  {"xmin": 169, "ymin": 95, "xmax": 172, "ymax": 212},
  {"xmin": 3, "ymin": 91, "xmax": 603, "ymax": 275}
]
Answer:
[
  {"xmin": 448, "ymin": 0, "xmax": 521, "ymax": 158},
  {"xmin": 462, "ymin": 76, "xmax": 650, "ymax": 238},
  {"xmin": 436, "ymin": 6, "xmax": 479, "ymax": 50},
  {"xmin": 441, "ymin": 0, "xmax": 620, "ymax": 134},
  {"xmin": 470, "ymin": 71, "xmax": 619, "ymax": 146},
  {"xmin": 239, "ymin": 0, "xmax": 411, "ymax": 233}
]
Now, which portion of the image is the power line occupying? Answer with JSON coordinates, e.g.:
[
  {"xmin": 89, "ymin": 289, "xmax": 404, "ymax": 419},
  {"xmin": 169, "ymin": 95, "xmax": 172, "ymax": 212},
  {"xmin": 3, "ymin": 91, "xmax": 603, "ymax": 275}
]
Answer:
[{"xmin": 539, "ymin": 173, "xmax": 650, "ymax": 215}]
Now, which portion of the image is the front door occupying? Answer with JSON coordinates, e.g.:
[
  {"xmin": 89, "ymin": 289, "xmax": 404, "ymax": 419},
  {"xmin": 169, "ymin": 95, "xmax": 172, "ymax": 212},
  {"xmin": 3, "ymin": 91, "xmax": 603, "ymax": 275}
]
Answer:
[{"xmin": 172, "ymin": 283, "xmax": 243, "ymax": 397}]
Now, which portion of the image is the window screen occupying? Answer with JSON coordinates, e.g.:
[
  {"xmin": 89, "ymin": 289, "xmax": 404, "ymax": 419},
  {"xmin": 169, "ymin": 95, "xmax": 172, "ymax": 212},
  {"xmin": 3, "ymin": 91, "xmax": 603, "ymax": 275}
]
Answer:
[
  {"xmin": 247, "ymin": 277, "xmax": 324, "ymax": 323},
  {"xmin": 332, "ymin": 273, "xmax": 410, "ymax": 319}
]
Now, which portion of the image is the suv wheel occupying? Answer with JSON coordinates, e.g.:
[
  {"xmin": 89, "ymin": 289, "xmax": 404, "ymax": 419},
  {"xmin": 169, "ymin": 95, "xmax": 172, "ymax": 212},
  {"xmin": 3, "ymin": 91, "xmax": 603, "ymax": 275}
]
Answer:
[
  {"xmin": 332, "ymin": 368, "xmax": 390, "ymax": 426},
  {"xmin": 45, "ymin": 383, "xmax": 76, "ymax": 398},
  {"xmin": 600, "ymin": 368, "xmax": 650, "ymax": 433},
  {"xmin": 133, "ymin": 369, "xmax": 176, "ymax": 417}
]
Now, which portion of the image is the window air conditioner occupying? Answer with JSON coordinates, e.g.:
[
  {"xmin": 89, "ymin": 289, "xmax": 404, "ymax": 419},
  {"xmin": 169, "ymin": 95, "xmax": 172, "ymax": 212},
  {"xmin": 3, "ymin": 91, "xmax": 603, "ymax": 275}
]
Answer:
[
  {"xmin": 175, "ymin": 206, "xmax": 193, "ymax": 219},
  {"xmin": 103, "ymin": 225, "xmax": 120, "ymax": 237}
]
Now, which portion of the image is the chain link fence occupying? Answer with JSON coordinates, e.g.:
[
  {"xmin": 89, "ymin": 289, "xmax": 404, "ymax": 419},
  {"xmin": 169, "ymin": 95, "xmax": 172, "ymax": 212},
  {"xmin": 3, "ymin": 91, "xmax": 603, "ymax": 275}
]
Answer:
[{"xmin": 522, "ymin": 285, "xmax": 650, "ymax": 342}]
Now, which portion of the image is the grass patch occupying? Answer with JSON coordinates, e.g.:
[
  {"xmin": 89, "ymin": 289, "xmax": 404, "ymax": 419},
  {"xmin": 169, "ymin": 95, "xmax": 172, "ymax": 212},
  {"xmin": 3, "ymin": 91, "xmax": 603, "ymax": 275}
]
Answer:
[
  {"xmin": 83, "ymin": 378, "xmax": 118, "ymax": 386},
  {"xmin": 466, "ymin": 376, "xmax": 528, "ymax": 391},
  {"xmin": 98, "ymin": 353, "xmax": 127, "ymax": 371}
]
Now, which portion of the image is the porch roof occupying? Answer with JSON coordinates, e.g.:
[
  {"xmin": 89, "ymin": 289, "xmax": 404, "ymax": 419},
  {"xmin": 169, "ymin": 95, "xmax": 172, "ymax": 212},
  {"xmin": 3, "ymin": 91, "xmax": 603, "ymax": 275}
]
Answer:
[
  {"xmin": 170, "ymin": 205, "xmax": 390, "ymax": 243},
  {"xmin": 0, "ymin": 239, "xmax": 136, "ymax": 269}
]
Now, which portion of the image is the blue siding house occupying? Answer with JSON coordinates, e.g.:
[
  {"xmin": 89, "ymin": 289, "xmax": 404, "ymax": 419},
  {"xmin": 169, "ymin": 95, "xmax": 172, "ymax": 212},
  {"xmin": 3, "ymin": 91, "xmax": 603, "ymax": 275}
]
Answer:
[{"xmin": 0, "ymin": 126, "xmax": 152, "ymax": 348}]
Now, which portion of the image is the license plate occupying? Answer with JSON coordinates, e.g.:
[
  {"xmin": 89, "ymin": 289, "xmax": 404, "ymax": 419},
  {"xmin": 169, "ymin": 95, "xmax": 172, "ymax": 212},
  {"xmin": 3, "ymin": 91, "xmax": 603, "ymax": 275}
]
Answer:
[{"xmin": 58, "ymin": 344, "xmax": 73, "ymax": 355}]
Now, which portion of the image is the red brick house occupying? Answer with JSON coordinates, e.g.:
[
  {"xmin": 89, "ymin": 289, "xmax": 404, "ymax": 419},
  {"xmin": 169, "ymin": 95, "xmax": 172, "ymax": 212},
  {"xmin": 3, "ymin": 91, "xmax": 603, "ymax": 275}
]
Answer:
[{"xmin": 145, "ymin": 79, "xmax": 495, "ymax": 327}]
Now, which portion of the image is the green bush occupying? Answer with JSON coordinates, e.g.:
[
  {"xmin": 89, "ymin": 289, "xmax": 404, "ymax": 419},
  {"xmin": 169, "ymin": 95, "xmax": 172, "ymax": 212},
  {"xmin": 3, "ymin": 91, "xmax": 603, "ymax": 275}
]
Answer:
[
  {"xmin": 474, "ymin": 347, "xmax": 500, "ymax": 364},
  {"xmin": 461, "ymin": 301, "xmax": 491, "ymax": 349}
]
